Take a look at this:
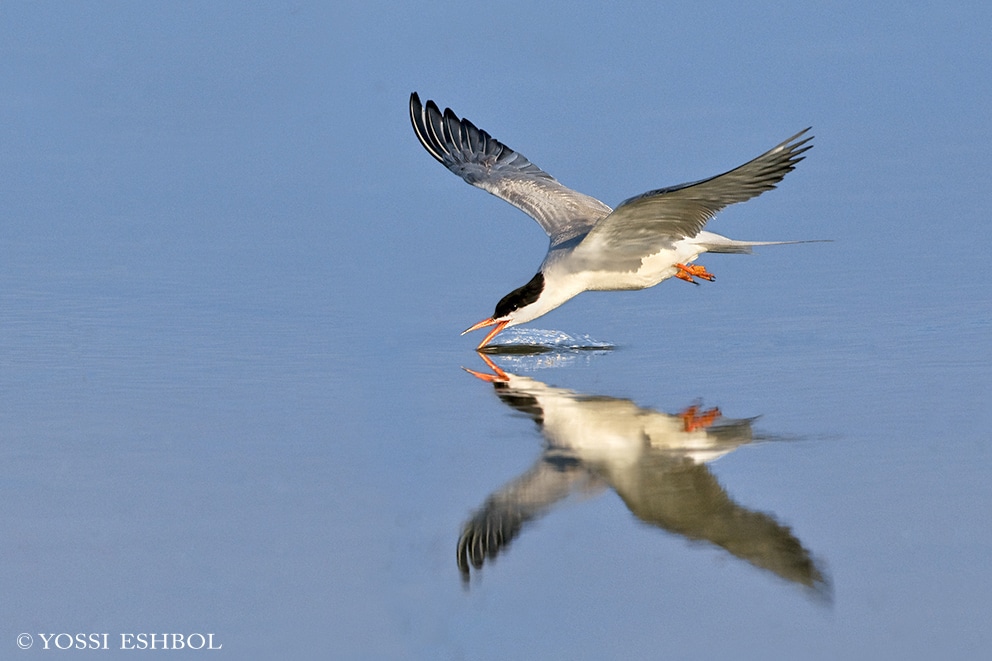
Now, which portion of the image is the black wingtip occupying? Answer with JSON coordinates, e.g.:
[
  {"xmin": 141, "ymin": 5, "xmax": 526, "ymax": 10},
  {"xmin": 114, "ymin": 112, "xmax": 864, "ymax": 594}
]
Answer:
[
  {"xmin": 410, "ymin": 93, "xmax": 450, "ymax": 165},
  {"xmin": 786, "ymin": 127, "xmax": 814, "ymax": 153},
  {"xmin": 409, "ymin": 91, "xmax": 422, "ymax": 118},
  {"xmin": 409, "ymin": 93, "xmax": 420, "ymax": 129}
]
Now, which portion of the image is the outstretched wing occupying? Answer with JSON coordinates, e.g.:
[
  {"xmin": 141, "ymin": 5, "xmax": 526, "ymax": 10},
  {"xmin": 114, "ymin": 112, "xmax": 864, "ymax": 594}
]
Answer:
[
  {"xmin": 456, "ymin": 458, "xmax": 590, "ymax": 581},
  {"xmin": 410, "ymin": 93, "xmax": 612, "ymax": 244},
  {"xmin": 574, "ymin": 128, "xmax": 813, "ymax": 262}
]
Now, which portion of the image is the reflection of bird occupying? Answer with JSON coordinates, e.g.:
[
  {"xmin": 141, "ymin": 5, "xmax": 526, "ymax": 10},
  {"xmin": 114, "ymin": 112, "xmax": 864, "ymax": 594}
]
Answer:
[
  {"xmin": 458, "ymin": 356, "xmax": 828, "ymax": 595},
  {"xmin": 411, "ymin": 93, "xmax": 815, "ymax": 349}
]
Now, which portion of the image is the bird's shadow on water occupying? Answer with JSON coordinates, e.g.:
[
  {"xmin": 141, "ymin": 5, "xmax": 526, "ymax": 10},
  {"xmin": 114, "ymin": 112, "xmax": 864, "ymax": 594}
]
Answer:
[
  {"xmin": 455, "ymin": 351, "xmax": 832, "ymax": 604},
  {"xmin": 479, "ymin": 344, "xmax": 609, "ymax": 355}
]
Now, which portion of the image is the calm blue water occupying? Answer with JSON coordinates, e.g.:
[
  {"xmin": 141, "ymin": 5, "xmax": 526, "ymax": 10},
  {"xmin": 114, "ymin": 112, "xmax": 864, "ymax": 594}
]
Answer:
[{"xmin": 2, "ymin": 3, "xmax": 990, "ymax": 659}]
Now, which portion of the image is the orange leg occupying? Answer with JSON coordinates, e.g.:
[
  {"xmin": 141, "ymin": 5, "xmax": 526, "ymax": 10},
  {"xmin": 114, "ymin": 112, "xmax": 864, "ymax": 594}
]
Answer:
[
  {"xmin": 675, "ymin": 263, "xmax": 716, "ymax": 284},
  {"xmin": 679, "ymin": 405, "xmax": 722, "ymax": 432}
]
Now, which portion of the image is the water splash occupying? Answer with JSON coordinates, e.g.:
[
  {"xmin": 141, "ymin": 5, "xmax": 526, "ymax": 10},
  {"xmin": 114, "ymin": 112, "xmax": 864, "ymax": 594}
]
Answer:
[
  {"xmin": 481, "ymin": 328, "xmax": 614, "ymax": 352},
  {"xmin": 478, "ymin": 328, "xmax": 614, "ymax": 369}
]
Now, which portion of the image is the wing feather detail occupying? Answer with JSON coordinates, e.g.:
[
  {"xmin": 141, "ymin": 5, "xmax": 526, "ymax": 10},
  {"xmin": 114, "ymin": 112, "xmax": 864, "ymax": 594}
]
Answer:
[
  {"xmin": 575, "ymin": 129, "xmax": 813, "ymax": 261},
  {"xmin": 410, "ymin": 93, "xmax": 612, "ymax": 243}
]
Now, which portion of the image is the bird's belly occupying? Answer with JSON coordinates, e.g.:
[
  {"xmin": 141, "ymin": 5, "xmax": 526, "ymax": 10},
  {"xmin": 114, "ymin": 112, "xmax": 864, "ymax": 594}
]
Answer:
[{"xmin": 586, "ymin": 243, "xmax": 705, "ymax": 290}]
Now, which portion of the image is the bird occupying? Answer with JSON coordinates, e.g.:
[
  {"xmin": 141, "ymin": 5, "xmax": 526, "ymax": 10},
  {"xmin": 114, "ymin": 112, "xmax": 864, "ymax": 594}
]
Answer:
[{"xmin": 410, "ymin": 92, "xmax": 815, "ymax": 350}]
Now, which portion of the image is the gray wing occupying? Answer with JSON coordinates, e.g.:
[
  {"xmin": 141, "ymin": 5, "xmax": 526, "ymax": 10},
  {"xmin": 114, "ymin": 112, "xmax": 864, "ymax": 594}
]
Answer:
[
  {"xmin": 614, "ymin": 454, "xmax": 829, "ymax": 593},
  {"xmin": 457, "ymin": 458, "xmax": 590, "ymax": 581},
  {"xmin": 574, "ymin": 128, "xmax": 812, "ymax": 262},
  {"xmin": 410, "ymin": 93, "xmax": 612, "ymax": 244}
]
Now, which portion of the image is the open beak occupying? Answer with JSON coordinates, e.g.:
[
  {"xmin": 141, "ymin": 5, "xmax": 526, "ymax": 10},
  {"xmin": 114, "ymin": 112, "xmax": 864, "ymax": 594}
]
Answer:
[{"xmin": 461, "ymin": 317, "xmax": 509, "ymax": 350}]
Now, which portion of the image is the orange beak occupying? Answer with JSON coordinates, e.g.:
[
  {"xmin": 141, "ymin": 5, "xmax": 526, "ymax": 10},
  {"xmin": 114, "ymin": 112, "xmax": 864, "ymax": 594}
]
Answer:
[
  {"xmin": 462, "ymin": 353, "xmax": 509, "ymax": 382},
  {"xmin": 461, "ymin": 317, "xmax": 509, "ymax": 350}
]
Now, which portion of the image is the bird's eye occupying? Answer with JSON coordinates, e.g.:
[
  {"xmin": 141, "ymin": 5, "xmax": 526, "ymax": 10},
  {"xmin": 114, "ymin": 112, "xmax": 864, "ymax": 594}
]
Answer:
[{"xmin": 494, "ymin": 272, "xmax": 545, "ymax": 318}]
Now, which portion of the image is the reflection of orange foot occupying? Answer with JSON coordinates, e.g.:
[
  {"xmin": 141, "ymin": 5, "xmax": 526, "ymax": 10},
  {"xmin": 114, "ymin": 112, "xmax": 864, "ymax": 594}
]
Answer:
[
  {"xmin": 675, "ymin": 263, "xmax": 715, "ymax": 284},
  {"xmin": 463, "ymin": 353, "xmax": 509, "ymax": 382},
  {"xmin": 679, "ymin": 404, "xmax": 721, "ymax": 432}
]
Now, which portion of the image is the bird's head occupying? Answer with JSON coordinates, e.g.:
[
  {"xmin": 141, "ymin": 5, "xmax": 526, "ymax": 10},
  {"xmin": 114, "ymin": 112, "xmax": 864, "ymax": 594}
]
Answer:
[{"xmin": 462, "ymin": 272, "xmax": 546, "ymax": 349}]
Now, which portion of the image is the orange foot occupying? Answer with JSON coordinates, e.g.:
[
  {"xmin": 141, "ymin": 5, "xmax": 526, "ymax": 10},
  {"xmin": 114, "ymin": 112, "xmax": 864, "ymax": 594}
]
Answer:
[
  {"xmin": 675, "ymin": 263, "xmax": 716, "ymax": 284},
  {"xmin": 679, "ymin": 404, "xmax": 722, "ymax": 432}
]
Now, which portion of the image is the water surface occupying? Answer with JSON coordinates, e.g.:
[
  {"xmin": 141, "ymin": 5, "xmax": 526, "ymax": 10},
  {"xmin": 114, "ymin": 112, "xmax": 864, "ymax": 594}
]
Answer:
[{"xmin": 1, "ymin": 2, "xmax": 990, "ymax": 659}]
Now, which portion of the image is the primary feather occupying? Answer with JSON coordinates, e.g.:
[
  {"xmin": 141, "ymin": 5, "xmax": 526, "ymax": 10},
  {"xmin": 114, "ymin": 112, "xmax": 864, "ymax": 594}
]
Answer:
[
  {"xmin": 574, "ymin": 129, "xmax": 812, "ymax": 264},
  {"xmin": 410, "ymin": 92, "xmax": 612, "ymax": 244}
]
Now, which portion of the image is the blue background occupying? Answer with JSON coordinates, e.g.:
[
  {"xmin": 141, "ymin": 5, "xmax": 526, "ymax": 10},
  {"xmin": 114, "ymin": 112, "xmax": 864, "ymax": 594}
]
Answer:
[{"xmin": 1, "ymin": 2, "xmax": 989, "ymax": 658}]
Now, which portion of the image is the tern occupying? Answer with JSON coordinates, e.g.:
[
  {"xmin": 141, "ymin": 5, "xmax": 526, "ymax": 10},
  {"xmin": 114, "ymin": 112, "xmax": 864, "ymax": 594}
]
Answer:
[{"xmin": 410, "ymin": 93, "xmax": 815, "ymax": 349}]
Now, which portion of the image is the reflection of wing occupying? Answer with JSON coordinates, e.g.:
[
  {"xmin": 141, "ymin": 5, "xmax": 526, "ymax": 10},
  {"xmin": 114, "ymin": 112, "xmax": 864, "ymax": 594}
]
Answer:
[
  {"xmin": 610, "ymin": 454, "xmax": 826, "ymax": 590},
  {"xmin": 457, "ymin": 457, "xmax": 597, "ymax": 581}
]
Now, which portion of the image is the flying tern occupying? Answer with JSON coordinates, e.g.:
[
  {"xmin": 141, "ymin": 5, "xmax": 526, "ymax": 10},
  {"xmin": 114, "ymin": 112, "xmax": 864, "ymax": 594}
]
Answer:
[{"xmin": 410, "ymin": 92, "xmax": 815, "ymax": 349}]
